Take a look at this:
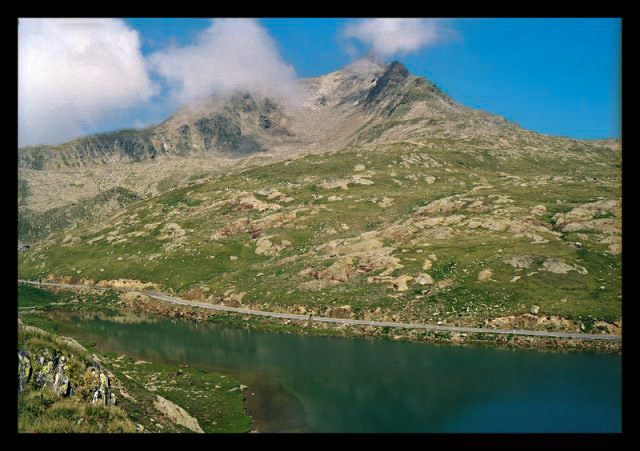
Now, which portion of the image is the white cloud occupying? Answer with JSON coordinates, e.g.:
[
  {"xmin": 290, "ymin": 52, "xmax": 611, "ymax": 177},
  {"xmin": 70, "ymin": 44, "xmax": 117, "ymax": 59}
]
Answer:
[
  {"xmin": 18, "ymin": 18, "xmax": 157, "ymax": 146},
  {"xmin": 148, "ymin": 19, "xmax": 301, "ymax": 106},
  {"xmin": 342, "ymin": 18, "xmax": 445, "ymax": 58}
]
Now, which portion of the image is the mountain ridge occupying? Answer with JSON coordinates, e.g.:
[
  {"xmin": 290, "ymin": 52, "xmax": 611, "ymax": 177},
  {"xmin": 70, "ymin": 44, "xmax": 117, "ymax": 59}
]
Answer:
[{"xmin": 19, "ymin": 60, "xmax": 525, "ymax": 171}]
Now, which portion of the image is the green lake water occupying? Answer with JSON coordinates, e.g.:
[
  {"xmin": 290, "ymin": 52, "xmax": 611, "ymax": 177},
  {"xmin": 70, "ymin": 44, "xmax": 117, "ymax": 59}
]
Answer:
[{"xmin": 53, "ymin": 312, "xmax": 622, "ymax": 433}]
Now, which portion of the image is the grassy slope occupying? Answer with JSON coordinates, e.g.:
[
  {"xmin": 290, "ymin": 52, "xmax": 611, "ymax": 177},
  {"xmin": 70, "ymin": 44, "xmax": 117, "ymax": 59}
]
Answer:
[
  {"xmin": 18, "ymin": 135, "xmax": 622, "ymax": 327},
  {"xmin": 18, "ymin": 186, "xmax": 141, "ymax": 244}
]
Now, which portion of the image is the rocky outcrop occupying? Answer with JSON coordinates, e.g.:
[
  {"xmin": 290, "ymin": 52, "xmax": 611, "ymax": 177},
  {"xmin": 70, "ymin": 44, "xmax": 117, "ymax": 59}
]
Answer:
[
  {"xmin": 325, "ymin": 305, "xmax": 353, "ymax": 319},
  {"xmin": 367, "ymin": 274, "xmax": 413, "ymax": 292},
  {"xmin": 95, "ymin": 279, "xmax": 160, "ymax": 291},
  {"xmin": 415, "ymin": 273, "xmax": 434, "ymax": 286},
  {"xmin": 17, "ymin": 350, "xmax": 32, "ymax": 392},
  {"xmin": 52, "ymin": 355, "xmax": 72, "ymax": 397},
  {"xmin": 153, "ymin": 395, "xmax": 204, "ymax": 433},
  {"xmin": 320, "ymin": 174, "xmax": 375, "ymax": 190},
  {"xmin": 255, "ymin": 235, "xmax": 291, "ymax": 256},
  {"xmin": 542, "ymin": 257, "xmax": 588, "ymax": 275},
  {"xmin": 89, "ymin": 366, "xmax": 116, "ymax": 406},
  {"xmin": 315, "ymin": 231, "xmax": 403, "ymax": 284},
  {"xmin": 18, "ymin": 322, "xmax": 117, "ymax": 406},
  {"xmin": 504, "ymin": 255, "xmax": 535, "ymax": 269}
]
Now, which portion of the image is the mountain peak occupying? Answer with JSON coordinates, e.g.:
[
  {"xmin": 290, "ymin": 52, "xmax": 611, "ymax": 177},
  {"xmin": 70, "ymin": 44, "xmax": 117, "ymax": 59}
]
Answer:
[
  {"xmin": 385, "ymin": 60, "xmax": 410, "ymax": 78},
  {"xmin": 364, "ymin": 60, "xmax": 411, "ymax": 106}
]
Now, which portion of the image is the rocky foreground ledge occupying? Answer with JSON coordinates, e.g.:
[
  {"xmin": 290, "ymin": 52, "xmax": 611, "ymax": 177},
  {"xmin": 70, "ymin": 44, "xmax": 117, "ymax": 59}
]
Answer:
[{"xmin": 17, "ymin": 316, "xmax": 250, "ymax": 433}]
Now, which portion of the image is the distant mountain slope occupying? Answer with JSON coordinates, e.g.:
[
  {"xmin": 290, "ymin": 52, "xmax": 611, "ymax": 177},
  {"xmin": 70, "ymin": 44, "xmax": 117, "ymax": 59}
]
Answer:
[
  {"xmin": 18, "ymin": 186, "xmax": 141, "ymax": 244},
  {"xmin": 18, "ymin": 60, "xmax": 514, "ymax": 171}
]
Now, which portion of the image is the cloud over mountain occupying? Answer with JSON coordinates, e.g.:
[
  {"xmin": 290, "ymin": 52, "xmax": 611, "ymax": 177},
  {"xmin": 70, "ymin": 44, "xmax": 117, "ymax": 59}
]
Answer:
[
  {"xmin": 342, "ymin": 19, "xmax": 446, "ymax": 58},
  {"xmin": 148, "ymin": 19, "xmax": 301, "ymax": 106},
  {"xmin": 18, "ymin": 18, "xmax": 157, "ymax": 147}
]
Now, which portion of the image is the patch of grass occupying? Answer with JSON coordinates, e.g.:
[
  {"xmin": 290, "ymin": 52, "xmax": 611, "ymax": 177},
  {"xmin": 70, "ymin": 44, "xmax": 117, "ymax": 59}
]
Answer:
[
  {"xmin": 18, "ymin": 390, "xmax": 136, "ymax": 433},
  {"xmin": 18, "ymin": 284, "xmax": 60, "ymax": 308},
  {"xmin": 102, "ymin": 353, "xmax": 251, "ymax": 433}
]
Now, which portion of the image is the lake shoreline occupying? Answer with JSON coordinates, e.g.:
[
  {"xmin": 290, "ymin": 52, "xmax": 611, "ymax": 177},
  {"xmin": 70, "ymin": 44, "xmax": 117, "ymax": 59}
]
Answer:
[
  {"xmin": 18, "ymin": 280, "xmax": 622, "ymax": 353},
  {"xmin": 20, "ymin": 298, "xmax": 621, "ymax": 433},
  {"xmin": 45, "ymin": 307, "xmax": 620, "ymax": 433},
  {"xmin": 111, "ymin": 287, "xmax": 621, "ymax": 354}
]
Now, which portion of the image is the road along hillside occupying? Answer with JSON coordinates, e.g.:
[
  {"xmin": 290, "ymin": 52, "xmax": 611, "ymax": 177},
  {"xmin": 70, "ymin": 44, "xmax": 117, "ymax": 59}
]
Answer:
[{"xmin": 18, "ymin": 280, "xmax": 621, "ymax": 342}]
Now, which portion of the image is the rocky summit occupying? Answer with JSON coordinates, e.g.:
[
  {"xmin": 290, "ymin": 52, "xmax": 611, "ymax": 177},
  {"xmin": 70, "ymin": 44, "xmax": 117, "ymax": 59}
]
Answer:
[{"xmin": 18, "ymin": 59, "xmax": 622, "ymax": 337}]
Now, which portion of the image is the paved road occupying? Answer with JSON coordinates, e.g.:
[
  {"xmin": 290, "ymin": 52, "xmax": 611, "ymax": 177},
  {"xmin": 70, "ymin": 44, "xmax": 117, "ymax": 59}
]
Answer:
[{"xmin": 18, "ymin": 280, "xmax": 622, "ymax": 341}]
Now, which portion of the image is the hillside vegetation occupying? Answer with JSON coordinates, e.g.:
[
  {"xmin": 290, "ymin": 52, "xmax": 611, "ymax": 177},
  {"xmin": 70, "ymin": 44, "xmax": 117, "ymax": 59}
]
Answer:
[{"xmin": 18, "ymin": 130, "xmax": 622, "ymax": 333}]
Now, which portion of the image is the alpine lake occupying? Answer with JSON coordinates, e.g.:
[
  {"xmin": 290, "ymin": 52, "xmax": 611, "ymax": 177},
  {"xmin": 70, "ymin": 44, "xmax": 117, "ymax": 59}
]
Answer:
[{"xmin": 48, "ymin": 309, "xmax": 621, "ymax": 433}]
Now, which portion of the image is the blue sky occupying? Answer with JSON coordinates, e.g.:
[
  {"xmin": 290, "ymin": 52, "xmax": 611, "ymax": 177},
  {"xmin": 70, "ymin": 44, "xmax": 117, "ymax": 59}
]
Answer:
[
  {"xmin": 267, "ymin": 18, "xmax": 622, "ymax": 139},
  {"xmin": 19, "ymin": 18, "xmax": 621, "ymax": 146}
]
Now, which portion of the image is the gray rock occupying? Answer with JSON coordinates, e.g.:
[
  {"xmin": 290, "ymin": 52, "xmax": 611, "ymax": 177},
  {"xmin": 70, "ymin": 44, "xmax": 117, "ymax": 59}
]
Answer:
[
  {"xmin": 92, "ymin": 371, "xmax": 113, "ymax": 405},
  {"xmin": 35, "ymin": 358, "xmax": 56, "ymax": 389},
  {"xmin": 17, "ymin": 350, "xmax": 32, "ymax": 392},
  {"xmin": 53, "ymin": 372, "xmax": 71, "ymax": 397},
  {"xmin": 415, "ymin": 273, "xmax": 434, "ymax": 285},
  {"xmin": 505, "ymin": 255, "xmax": 535, "ymax": 269}
]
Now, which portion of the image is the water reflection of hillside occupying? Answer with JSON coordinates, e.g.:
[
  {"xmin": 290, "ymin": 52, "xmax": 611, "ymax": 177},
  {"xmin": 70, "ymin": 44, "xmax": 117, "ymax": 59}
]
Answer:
[
  {"xmin": 53, "ymin": 314, "xmax": 622, "ymax": 432},
  {"xmin": 50, "ymin": 309, "xmax": 160, "ymax": 325}
]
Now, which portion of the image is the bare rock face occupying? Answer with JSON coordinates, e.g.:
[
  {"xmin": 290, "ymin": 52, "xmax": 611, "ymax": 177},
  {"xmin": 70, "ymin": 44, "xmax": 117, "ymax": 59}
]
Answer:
[
  {"xmin": 320, "ymin": 257, "xmax": 356, "ymax": 282},
  {"xmin": 255, "ymin": 235, "xmax": 291, "ymax": 256},
  {"xmin": 505, "ymin": 255, "xmax": 535, "ymax": 269},
  {"xmin": 415, "ymin": 273, "xmax": 434, "ymax": 286},
  {"xmin": 315, "ymin": 231, "xmax": 403, "ymax": 283},
  {"xmin": 530, "ymin": 204, "xmax": 547, "ymax": 216},
  {"xmin": 391, "ymin": 275, "xmax": 413, "ymax": 292},
  {"xmin": 542, "ymin": 257, "xmax": 588, "ymax": 275},
  {"xmin": 52, "ymin": 356, "xmax": 72, "ymax": 397},
  {"xmin": 437, "ymin": 279, "xmax": 454, "ymax": 289},
  {"xmin": 238, "ymin": 195, "xmax": 282, "ymax": 212},
  {"xmin": 17, "ymin": 350, "xmax": 32, "ymax": 392},
  {"xmin": 325, "ymin": 305, "xmax": 353, "ymax": 319},
  {"xmin": 478, "ymin": 269, "xmax": 493, "ymax": 281}
]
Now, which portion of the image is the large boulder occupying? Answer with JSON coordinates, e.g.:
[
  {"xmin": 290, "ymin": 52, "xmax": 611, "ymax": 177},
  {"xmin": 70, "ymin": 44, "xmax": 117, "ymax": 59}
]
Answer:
[
  {"xmin": 33, "ymin": 353, "xmax": 74, "ymax": 397},
  {"xmin": 91, "ymin": 368, "xmax": 116, "ymax": 406},
  {"xmin": 52, "ymin": 355, "xmax": 72, "ymax": 397},
  {"xmin": 415, "ymin": 273, "xmax": 434, "ymax": 286},
  {"xmin": 154, "ymin": 395, "xmax": 204, "ymax": 433},
  {"xmin": 35, "ymin": 358, "xmax": 56, "ymax": 389}
]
